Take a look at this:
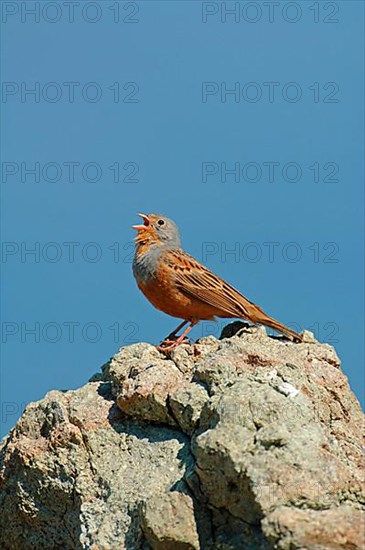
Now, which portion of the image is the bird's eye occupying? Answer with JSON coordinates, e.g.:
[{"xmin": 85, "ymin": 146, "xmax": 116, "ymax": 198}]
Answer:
[{"xmin": 157, "ymin": 219, "xmax": 165, "ymax": 226}]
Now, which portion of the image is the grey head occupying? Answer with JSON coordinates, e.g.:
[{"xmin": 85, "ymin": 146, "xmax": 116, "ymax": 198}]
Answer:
[
  {"xmin": 132, "ymin": 213, "xmax": 182, "ymax": 282},
  {"xmin": 148, "ymin": 213, "xmax": 181, "ymax": 248}
]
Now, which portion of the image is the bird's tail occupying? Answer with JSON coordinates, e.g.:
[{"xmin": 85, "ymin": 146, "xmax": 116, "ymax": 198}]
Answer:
[{"xmin": 246, "ymin": 305, "xmax": 302, "ymax": 342}]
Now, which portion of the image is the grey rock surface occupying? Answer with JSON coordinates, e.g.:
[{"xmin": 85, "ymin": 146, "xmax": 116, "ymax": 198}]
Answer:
[
  {"xmin": 1, "ymin": 322, "xmax": 364, "ymax": 549},
  {"xmin": 141, "ymin": 491, "xmax": 200, "ymax": 549}
]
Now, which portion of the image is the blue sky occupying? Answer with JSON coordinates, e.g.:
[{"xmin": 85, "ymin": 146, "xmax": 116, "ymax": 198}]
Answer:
[{"xmin": 1, "ymin": 1, "xmax": 364, "ymax": 437}]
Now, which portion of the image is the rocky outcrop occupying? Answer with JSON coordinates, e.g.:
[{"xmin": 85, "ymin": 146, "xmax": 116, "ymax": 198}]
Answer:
[{"xmin": 0, "ymin": 322, "xmax": 364, "ymax": 549}]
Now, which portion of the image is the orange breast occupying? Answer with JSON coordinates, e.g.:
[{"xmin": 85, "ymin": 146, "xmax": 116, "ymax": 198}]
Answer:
[{"xmin": 137, "ymin": 266, "xmax": 218, "ymax": 321}]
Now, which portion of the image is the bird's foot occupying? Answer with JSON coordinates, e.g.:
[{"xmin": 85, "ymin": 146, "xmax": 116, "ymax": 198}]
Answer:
[{"xmin": 156, "ymin": 337, "xmax": 191, "ymax": 352}]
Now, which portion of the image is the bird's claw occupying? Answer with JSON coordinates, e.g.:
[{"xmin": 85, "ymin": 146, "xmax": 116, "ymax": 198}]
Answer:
[{"xmin": 156, "ymin": 337, "xmax": 191, "ymax": 352}]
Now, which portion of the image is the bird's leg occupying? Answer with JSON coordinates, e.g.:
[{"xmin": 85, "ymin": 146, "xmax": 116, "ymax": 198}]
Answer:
[
  {"xmin": 165, "ymin": 320, "xmax": 189, "ymax": 341},
  {"xmin": 158, "ymin": 320, "xmax": 189, "ymax": 347},
  {"xmin": 157, "ymin": 321, "xmax": 197, "ymax": 352}
]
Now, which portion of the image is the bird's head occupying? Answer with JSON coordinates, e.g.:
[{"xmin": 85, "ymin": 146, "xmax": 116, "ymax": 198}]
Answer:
[{"xmin": 132, "ymin": 213, "xmax": 182, "ymax": 249}]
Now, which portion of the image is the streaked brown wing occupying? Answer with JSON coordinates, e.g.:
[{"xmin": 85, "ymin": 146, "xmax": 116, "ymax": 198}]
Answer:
[{"xmin": 165, "ymin": 249, "xmax": 254, "ymax": 318}]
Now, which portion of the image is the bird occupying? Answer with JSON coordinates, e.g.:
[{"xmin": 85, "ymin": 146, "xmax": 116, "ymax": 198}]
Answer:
[{"xmin": 132, "ymin": 213, "xmax": 302, "ymax": 351}]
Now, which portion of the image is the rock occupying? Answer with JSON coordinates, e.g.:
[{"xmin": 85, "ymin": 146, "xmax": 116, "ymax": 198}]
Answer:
[
  {"xmin": 116, "ymin": 360, "xmax": 186, "ymax": 426},
  {"xmin": 141, "ymin": 491, "xmax": 200, "ymax": 549},
  {"xmin": 169, "ymin": 384, "xmax": 209, "ymax": 435},
  {"xmin": 0, "ymin": 383, "xmax": 193, "ymax": 550},
  {"xmin": 0, "ymin": 323, "xmax": 364, "ymax": 549},
  {"xmin": 263, "ymin": 506, "xmax": 365, "ymax": 550}
]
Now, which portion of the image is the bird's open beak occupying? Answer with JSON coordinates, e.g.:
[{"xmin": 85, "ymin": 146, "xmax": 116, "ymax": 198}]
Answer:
[{"xmin": 132, "ymin": 213, "xmax": 150, "ymax": 231}]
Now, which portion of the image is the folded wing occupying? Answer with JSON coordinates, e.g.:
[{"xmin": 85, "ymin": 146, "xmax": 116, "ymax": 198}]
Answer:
[{"xmin": 165, "ymin": 249, "xmax": 257, "ymax": 319}]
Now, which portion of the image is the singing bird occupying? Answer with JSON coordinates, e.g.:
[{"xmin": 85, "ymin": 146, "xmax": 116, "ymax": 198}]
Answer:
[{"xmin": 132, "ymin": 213, "xmax": 302, "ymax": 351}]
